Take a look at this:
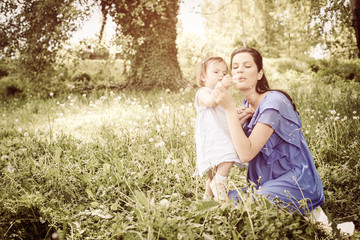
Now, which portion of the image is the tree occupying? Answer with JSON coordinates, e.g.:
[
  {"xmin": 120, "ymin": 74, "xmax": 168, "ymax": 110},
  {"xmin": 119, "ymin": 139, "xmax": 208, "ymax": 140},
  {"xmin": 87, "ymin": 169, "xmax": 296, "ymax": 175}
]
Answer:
[
  {"xmin": 98, "ymin": 0, "xmax": 184, "ymax": 90},
  {"xmin": 0, "ymin": 0, "xmax": 80, "ymax": 79},
  {"xmin": 350, "ymin": 0, "xmax": 360, "ymax": 57}
]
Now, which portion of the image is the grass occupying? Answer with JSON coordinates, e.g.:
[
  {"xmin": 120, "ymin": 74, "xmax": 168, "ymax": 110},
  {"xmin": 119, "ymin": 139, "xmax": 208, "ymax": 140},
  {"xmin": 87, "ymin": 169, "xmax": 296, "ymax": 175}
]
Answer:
[{"xmin": 0, "ymin": 60, "xmax": 359, "ymax": 239}]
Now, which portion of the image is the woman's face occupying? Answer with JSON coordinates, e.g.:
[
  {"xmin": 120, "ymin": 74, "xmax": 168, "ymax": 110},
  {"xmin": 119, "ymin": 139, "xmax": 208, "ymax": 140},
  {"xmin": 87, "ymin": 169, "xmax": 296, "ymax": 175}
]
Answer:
[{"xmin": 231, "ymin": 52, "xmax": 263, "ymax": 91}]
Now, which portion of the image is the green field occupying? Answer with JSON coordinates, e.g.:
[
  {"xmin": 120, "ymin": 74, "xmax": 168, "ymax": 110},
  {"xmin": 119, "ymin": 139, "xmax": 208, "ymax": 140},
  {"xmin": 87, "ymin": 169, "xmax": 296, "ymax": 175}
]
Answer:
[{"xmin": 0, "ymin": 59, "xmax": 359, "ymax": 239}]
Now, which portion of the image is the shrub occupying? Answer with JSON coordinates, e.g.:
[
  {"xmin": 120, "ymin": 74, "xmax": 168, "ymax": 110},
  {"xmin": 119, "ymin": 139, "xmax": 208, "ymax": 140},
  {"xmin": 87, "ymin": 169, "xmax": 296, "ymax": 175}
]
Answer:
[{"xmin": 308, "ymin": 59, "xmax": 360, "ymax": 83}]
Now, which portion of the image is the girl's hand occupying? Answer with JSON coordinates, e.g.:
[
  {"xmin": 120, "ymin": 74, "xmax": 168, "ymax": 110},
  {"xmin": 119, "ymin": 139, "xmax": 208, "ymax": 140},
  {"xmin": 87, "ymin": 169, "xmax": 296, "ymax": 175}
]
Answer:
[
  {"xmin": 237, "ymin": 107, "xmax": 255, "ymax": 125},
  {"xmin": 221, "ymin": 74, "xmax": 233, "ymax": 88},
  {"xmin": 212, "ymin": 82, "xmax": 234, "ymax": 109}
]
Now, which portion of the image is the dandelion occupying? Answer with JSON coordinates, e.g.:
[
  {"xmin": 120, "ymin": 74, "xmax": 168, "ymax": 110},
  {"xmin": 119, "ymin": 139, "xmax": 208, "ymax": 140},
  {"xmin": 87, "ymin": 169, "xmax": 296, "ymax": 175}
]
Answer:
[
  {"xmin": 330, "ymin": 110, "xmax": 336, "ymax": 115},
  {"xmin": 353, "ymin": 116, "xmax": 359, "ymax": 120},
  {"xmin": 353, "ymin": 111, "xmax": 357, "ymax": 114},
  {"xmin": 159, "ymin": 199, "xmax": 170, "ymax": 208},
  {"xmin": 49, "ymin": 92, "xmax": 54, "ymax": 97},
  {"xmin": 341, "ymin": 116, "xmax": 348, "ymax": 121},
  {"xmin": 2, "ymin": 113, "xmax": 6, "ymax": 117},
  {"xmin": 334, "ymin": 116, "xmax": 340, "ymax": 121},
  {"xmin": 82, "ymin": 93, "xmax": 86, "ymax": 97},
  {"xmin": 165, "ymin": 157, "xmax": 171, "ymax": 164},
  {"xmin": 24, "ymin": 132, "xmax": 29, "ymax": 137},
  {"xmin": 305, "ymin": 130, "xmax": 309, "ymax": 134},
  {"xmin": 180, "ymin": 131, "xmax": 186, "ymax": 136},
  {"xmin": 18, "ymin": 127, "xmax": 22, "ymax": 133},
  {"xmin": 149, "ymin": 138, "xmax": 154, "ymax": 143},
  {"xmin": 171, "ymin": 159, "xmax": 177, "ymax": 165},
  {"xmin": 15, "ymin": 119, "xmax": 19, "ymax": 123},
  {"xmin": 1, "ymin": 155, "xmax": 8, "ymax": 161},
  {"xmin": 6, "ymin": 163, "xmax": 15, "ymax": 173},
  {"xmin": 315, "ymin": 128, "xmax": 320, "ymax": 133},
  {"xmin": 165, "ymin": 88, "xmax": 171, "ymax": 93},
  {"xmin": 155, "ymin": 141, "xmax": 165, "ymax": 148},
  {"xmin": 68, "ymin": 96, "xmax": 71, "ymax": 100},
  {"xmin": 188, "ymin": 103, "xmax": 192, "ymax": 107}
]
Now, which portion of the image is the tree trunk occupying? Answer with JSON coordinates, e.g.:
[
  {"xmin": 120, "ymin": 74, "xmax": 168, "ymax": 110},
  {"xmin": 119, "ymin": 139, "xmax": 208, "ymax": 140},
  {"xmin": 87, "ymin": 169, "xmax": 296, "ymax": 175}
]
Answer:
[{"xmin": 350, "ymin": 0, "xmax": 360, "ymax": 58}]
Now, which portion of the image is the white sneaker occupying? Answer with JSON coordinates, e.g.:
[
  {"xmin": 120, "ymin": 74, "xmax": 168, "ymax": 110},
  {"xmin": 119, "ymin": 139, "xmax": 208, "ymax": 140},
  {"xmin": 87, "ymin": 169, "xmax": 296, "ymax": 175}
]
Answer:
[{"xmin": 210, "ymin": 178, "xmax": 228, "ymax": 202}]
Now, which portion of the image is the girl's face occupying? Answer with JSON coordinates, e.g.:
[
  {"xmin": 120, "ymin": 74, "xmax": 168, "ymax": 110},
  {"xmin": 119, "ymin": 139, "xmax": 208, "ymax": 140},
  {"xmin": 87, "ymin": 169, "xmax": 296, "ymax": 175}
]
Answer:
[
  {"xmin": 231, "ymin": 52, "xmax": 263, "ymax": 91},
  {"xmin": 203, "ymin": 61, "xmax": 227, "ymax": 89}
]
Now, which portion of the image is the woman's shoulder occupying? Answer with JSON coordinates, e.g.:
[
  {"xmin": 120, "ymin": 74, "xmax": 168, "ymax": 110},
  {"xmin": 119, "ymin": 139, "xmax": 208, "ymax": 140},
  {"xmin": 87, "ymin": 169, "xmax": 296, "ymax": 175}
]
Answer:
[{"xmin": 260, "ymin": 91, "xmax": 293, "ymax": 111}]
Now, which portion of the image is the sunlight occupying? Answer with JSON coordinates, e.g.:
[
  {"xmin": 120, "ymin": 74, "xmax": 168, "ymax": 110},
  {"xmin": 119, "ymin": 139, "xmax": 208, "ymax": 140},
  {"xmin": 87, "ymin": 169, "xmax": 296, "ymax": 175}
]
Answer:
[{"xmin": 71, "ymin": 1, "xmax": 204, "ymax": 43}]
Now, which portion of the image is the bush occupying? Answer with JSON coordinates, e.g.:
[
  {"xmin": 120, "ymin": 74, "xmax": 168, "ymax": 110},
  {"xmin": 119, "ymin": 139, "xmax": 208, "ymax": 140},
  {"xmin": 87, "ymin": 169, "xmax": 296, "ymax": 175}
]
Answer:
[
  {"xmin": 0, "ymin": 77, "xmax": 23, "ymax": 99},
  {"xmin": 0, "ymin": 65, "xmax": 9, "ymax": 78},
  {"xmin": 308, "ymin": 59, "xmax": 360, "ymax": 83}
]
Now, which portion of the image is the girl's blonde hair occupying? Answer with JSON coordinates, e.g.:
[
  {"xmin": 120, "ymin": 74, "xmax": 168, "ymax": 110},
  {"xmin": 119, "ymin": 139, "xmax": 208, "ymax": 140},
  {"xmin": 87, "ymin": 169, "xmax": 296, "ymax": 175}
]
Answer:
[{"xmin": 196, "ymin": 56, "xmax": 228, "ymax": 87}]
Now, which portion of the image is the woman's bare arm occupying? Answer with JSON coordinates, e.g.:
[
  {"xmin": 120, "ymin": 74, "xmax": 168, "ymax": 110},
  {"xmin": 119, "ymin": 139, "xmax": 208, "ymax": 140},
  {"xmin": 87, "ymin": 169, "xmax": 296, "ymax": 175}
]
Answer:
[{"xmin": 213, "ymin": 83, "xmax": 274, "ymax": 162}]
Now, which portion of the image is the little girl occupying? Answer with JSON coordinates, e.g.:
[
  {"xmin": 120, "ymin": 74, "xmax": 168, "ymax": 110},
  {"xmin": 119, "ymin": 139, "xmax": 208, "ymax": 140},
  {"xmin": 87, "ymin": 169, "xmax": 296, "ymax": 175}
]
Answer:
[{"xmin": 194, "ymin": 56, "xmax": 246, "ymax": 201}]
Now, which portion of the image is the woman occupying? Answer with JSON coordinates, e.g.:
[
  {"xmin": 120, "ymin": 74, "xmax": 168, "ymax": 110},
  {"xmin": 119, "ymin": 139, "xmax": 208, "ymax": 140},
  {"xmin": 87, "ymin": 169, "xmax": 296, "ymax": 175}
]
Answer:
[{"xmin": 212, "ymin": 48, "xmax": 325, "ymax": 215}]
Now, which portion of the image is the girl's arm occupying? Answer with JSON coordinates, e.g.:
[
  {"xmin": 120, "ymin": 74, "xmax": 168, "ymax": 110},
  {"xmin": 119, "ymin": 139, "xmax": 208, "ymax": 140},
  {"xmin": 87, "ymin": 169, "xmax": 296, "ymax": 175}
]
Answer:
[
  {"xmin": 197, "ymin": 89, "xmax": 218, "ymax": 108},
  {"xmin": 213, "ymin": 84, "xmax": 273, "ymax": 162}
]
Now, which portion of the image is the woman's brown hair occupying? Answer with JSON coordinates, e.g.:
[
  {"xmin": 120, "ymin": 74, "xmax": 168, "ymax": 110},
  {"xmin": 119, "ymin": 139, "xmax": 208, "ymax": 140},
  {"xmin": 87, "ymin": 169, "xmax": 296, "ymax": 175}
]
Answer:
[{"xmin": 230, "ymin": 48, "xmax": 298, "ymax": 114}]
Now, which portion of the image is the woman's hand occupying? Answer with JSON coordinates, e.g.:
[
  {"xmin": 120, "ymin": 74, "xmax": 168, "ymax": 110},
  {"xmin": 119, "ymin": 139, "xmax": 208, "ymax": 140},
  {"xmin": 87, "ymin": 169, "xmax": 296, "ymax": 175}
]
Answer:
[
  {"xmin": 212, "ymin": 81, "xmax": 234, "ymax": 110},
  {"xmin": 237, "ymin": 106, "xmax": 255, "ymax": 125}
]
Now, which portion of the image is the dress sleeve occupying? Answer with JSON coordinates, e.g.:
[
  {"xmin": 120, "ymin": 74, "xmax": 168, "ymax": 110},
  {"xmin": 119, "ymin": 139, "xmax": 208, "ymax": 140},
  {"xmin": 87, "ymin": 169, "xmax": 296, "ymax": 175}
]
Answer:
[{"xmin": 253, "ymin": 92, "xmax": 303, "ymax": 160}]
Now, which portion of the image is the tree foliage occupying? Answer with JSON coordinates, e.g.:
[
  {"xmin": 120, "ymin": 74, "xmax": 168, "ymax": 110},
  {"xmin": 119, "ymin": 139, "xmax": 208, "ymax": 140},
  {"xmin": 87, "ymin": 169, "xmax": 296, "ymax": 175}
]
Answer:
[
  {"xmin": 0, "ymin": 0, "xmax": 80, "ymax": 78},
  {"xmin": 199, "ymin": 0, "xmax": 356, "ymax": 59}
]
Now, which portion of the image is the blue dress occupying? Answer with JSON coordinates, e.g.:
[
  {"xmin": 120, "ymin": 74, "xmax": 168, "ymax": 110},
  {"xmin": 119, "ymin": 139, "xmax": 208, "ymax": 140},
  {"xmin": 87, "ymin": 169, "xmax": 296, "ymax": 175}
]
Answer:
[{"xmin": 228, "ymin": 91, "xmax": 325, "ymax": 214}]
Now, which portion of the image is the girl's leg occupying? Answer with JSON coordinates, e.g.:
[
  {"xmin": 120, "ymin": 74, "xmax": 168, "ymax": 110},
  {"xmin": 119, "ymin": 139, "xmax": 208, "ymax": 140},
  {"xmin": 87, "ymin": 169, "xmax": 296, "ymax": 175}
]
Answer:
[
  {"xmin": 216, "ymin": 162, "xmax": 234, "ymax": 177},
  {"xmin": 204, "ymin": 169, "xmax": 214, "ymax": 198},
  {"xmin": 210, "ymin": 162, "xmax": 234, "ymax": 201}
]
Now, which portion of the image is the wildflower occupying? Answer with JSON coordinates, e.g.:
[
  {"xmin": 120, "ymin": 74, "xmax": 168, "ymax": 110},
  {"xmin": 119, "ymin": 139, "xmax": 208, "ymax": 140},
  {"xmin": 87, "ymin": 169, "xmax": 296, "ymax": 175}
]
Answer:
[
  {"xmin": 165, "ymin": 157, "xmax": 171, "ymax": 164},
  {"xmin": 24, "ymin": 132, "xmax": 29, "ymax": 137},
  {"xmin": 15, "ymin": 119, "xmax": 19, "ymax": 123},
  {"xmin": 2, "ymin": 113, "xmax": 6, "ymax": 117},
  {"xmin": 353, "ymin": 111, "xmax": 357, "ymax": 114},
  {"xmin": 341, "ymin": 116, "xmax": 348, "ymax": 121},
  {"xmin": 68, "ymin": 96, "xmax": 71, "ymax": 100},
  {"xmin": 188, "ymin": 103, "xmax": 192, "ymax": 107},
  {"xmin": 82, "ymin": 94, "xmax": 86, "ymax": 97},
  {"xmin": 6, "ymin": 163, "xmax": 15, "ymax": 173},
  {"xmin": 18, "ymin": 127, "xmax": 22, "ymax": 133},
  {"xmin": 49, "ymin": 92, "xmax": 54, "ymax": 97},
  {"xmin": 165, "ymin": 88, "xmax": 170, "ymax": 93},
  {"xmin": 353, "ymin": 116, "xmax": 359, "ymax": 120},
  {"xmin": 149, "ymin": 138, "xmax": 154, "ymax": 143},
  {"xmin": 180, "ymin": 131, "xmax": 186, "ymax": 136},
  {"xmin": 159, "ymin": 199, "xmax": 170, "ymax": 208},
  {"xmin": 1, "ymin": 155, "xmax": 8, "ymax": 161},
  {"xmin": 330, "ymin": 110, "xmax": 336, "ymax": 115},
  {"xmin": 171, "ymin": 159, "xmax": 177, "ymax": 165},
  {"xmin": 334, "ymin": 116, "xmax": 340, "ymax": 121},
  {"xmin": 316, "ymin": 128, "xmax": 320, "ymax": 133},
  {"xmin": 155, "ymin": 141, "xmax": 165, "ymax": 148},
  {"xmin": 305, "ymin": 130, "xmax": 309, "ymax": 134}
]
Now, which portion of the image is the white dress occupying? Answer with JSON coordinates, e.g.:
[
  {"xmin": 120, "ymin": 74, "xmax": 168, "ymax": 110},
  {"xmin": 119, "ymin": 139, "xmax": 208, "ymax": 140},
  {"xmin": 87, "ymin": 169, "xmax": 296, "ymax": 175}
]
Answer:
[{"xmin": 194, "ymin": 87, "xmax": 247, "ymax": 177}]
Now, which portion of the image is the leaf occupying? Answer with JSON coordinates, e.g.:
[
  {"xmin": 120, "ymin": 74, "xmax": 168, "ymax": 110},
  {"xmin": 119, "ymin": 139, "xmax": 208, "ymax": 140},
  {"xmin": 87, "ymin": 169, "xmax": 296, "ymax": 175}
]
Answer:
[
  {"xmin": 85, "ymin": 188, "xmax": 95, "ymax": 200},
  {"xmin": 90, "ymin": 201, "xmax": 100, "ymax": 208},
  {"xmin": 54, "ymin": 147, "xmax": 62, "ymax": 162},
  {"xmin": 195, "ymin": 200, "xmax": 219, "ymax": 212},
  {"xmin": 134, "ymin": 190, "xmax": 148, "ymax": 211}
]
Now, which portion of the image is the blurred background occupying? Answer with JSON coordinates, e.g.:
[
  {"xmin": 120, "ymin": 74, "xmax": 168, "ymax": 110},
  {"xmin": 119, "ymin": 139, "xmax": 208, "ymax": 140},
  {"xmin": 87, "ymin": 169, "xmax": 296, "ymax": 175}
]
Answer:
[{"xmin": 0, "ymin": 0, "xmax": 359, "ymax": 97}]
